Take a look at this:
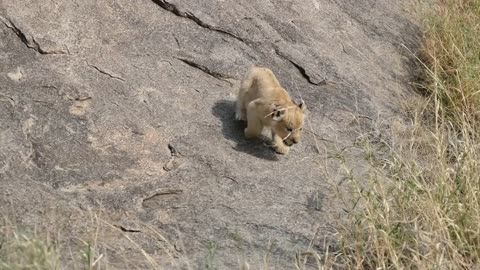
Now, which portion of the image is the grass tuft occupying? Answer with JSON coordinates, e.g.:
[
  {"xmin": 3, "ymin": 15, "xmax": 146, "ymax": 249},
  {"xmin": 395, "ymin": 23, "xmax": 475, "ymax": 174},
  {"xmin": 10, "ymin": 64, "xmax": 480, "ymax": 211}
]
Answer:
[
  {"xmin": 333, "ymin": 0, "xmax": 480, "ymax": 269},
  {"xmin": 0, "ymin": 223, "xmax": 59, "ymax": 270}
]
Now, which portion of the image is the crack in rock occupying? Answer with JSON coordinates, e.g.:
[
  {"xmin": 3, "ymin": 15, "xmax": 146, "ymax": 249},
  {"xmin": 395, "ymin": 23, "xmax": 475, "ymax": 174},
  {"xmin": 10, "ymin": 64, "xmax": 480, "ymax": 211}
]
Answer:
[
  {"xmin": 274, "ymin": 48, "xmax": 326, "ymax": 86},
  {"xmin": 142, "ymin": 189, "xmax": 183, "ymax": 203},
  {"xmin": 223, "ymin": 175, "xmax": 238, "ymax": 184},
  {"xmin": 151, "ymin": 0, "xmax": 247, "ymax": 44},
  {"xmin": 86, "ymin": 62, "xmax": 126, "ymax": 81},
  {"xmin": 114, "ymin": 225, "xmax": 141, "ymax": 233},
  {"xmin": 163, "ymin": 144, "xmax": 183, "ymax": 171},
  {"xmin": 0, "ymin": 16, "xmax": 67, "ymax": 55},
  {"xmin": 167, "ymin": 143, "xmax": 178, "ymax": 157},
  {"xmin": 176, "ymin": 57, "xmax": 233, "ymax": 85},
  {"xmin": 0, "ymin": 94, "xmax": 16, "ymax": 107}
]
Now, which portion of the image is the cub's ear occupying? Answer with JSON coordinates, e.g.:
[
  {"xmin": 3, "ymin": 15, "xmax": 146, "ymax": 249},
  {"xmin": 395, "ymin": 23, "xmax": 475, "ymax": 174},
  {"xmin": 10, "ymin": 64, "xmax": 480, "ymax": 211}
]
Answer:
[
  {"xmin": 272, "ymin": 107, "xmax": 286, "ymax": 121},
  {"xmin": 298, "ymin": 101, "xmax": 307, "ymax": 112}
]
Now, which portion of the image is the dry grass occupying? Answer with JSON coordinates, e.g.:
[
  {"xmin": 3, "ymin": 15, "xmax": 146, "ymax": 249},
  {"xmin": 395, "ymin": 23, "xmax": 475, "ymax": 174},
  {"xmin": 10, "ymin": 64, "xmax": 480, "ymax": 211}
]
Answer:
[
  {"xmin": 332, "ymin": 0, "xmax": 480, "ymax": 269},
  {"xmin": 0, "ymin": 216, "xmax": 110, "ymax": 270},
  {"xmin": 0, "ymin": 219, "xmax": 60, "ymax": 270},
  {"xmin": 0, "ymin": 213, "xmax": 177, "ymax": 270}
]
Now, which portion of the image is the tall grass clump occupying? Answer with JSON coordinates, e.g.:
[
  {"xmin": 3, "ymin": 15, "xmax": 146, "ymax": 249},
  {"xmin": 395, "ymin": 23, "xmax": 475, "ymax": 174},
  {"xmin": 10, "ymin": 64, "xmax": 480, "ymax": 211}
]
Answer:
[
  {"xmin": 0, "ymin": 222, "xmax": 60, "ymax": 270},
  {"xmin": 334, "ymin": 0, "xmax": 480, "ymax": 269}
]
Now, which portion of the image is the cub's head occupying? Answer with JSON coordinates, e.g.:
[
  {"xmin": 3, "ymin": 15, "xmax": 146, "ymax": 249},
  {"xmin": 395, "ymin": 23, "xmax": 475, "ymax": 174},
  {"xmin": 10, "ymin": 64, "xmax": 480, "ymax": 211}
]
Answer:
[{"xmin": 270, "ymin": 102, "xmax": 307, "ymax": 147}]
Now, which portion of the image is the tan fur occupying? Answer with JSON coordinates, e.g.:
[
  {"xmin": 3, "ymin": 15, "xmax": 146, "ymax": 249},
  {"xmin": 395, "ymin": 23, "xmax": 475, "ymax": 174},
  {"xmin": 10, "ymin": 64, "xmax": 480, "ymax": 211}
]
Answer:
[{"xmin": 236, "ymin": 66, "xmax": 306, "ymax": 154}]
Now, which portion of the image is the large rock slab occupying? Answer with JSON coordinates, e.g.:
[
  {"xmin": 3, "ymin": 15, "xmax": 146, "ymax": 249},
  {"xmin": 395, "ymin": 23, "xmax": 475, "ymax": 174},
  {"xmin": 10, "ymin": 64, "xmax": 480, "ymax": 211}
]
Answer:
[{"xmin": 0, "ymin": 0, "xmax": 419, "ymax": 268}]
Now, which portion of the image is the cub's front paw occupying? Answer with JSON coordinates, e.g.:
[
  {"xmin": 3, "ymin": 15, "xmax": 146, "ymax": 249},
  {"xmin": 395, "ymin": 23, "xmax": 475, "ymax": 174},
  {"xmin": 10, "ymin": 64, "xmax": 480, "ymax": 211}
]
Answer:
[{"xmin": 274, "ymin": 144, "xmax": 290, "ymax": 155}]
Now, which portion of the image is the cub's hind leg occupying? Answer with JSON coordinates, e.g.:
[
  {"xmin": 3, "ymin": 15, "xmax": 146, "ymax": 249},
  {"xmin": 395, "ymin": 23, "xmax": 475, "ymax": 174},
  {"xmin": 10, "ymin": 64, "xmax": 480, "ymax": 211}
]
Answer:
[
  {"xmin": 235, "ymin": 74, "xmax": 253, "ymax": 121},
  {"xmin": 244, "ymin": 100, "xmax": 263, "ymax": 139},
  {"xmin": 235, "ymin": 96, "xmax": 247, "ymax": 121}
]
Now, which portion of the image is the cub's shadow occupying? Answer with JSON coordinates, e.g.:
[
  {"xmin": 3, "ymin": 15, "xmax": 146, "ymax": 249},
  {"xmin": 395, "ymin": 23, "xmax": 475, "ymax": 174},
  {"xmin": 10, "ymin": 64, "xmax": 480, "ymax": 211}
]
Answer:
[{"xmin": 212, "ymin": 100, "xmax": 279, "ymax": 161}]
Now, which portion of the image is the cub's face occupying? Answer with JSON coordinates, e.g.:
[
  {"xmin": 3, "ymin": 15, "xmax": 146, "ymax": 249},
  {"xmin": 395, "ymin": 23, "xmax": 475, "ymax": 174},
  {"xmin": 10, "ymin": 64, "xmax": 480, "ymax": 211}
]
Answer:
[{"xmin": 271, "ymin": 102, "xmax": 306, "ymax": 146}]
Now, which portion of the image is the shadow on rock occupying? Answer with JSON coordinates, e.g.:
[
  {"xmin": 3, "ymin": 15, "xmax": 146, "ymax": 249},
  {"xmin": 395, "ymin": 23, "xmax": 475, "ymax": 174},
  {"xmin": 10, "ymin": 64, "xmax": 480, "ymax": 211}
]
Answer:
[{"xmin": 212, "ymin": 100, "xmax": 279, "ymax": 161}]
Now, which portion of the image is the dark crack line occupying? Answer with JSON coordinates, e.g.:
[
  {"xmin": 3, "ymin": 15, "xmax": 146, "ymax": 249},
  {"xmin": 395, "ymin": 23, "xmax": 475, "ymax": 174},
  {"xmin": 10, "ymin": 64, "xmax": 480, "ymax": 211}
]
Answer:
[
  {"xmin": 143, "ymin": 189, "xmax": 183, "ymax": 202},
  {"xmin": 0, "ymin": 94, "xmax": 16, "ymax": 106},
  {"xmin": 172, "ymin": 34, "xmax": 181, "ymax": 49},
  {"xmin": 86, "ymin": 62, "xmax": 126, "ymax": 81},
  {"xmin": 163, "ymin": 144, "xmax": 180, "ymax": 171},
  {"xmin": 224, "ymin": 175, "xmax": 238, "ymax": 184},
  {"xmin": 286, "ymin": 58, "xmax": 325, "ymax": 86},
  {"xmin": 275, "ymin": 49, "xmax": 326, "ymax": 86},
  {"xmin": 168, "ymin": 144, "xmax": 178, "ymax": 157},
  {"xmin": 1, "ymin": 16, "xmax": 65, "ymax": 55},
  {"xmin": 1, "ymin": 17, "xmax": 44, "ymax": 54},
  {"xmin": 151, "ymin": 0, "xmax": 247, "ymax": 44},
  {"xmin": 114, "ymin": 225, "xmax": 141, "ymax": 233},
  {"xmin": 176, "ymin": 58, "xmax": 233, "ymax": 85}
]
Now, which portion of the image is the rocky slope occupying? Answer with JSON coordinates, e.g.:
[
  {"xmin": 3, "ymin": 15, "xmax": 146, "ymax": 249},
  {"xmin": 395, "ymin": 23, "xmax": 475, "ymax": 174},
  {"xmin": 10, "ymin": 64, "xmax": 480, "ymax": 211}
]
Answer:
[{"xmin": 0, "ymin": 0, "xmax": 419, "ymax": 268}]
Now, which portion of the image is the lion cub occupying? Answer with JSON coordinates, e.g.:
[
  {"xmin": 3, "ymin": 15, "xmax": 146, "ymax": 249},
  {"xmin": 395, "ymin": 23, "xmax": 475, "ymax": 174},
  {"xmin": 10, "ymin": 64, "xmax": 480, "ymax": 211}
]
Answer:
[{"xmin": 235, "ymin": 66, "xmax": 306, "ymax": 154}]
